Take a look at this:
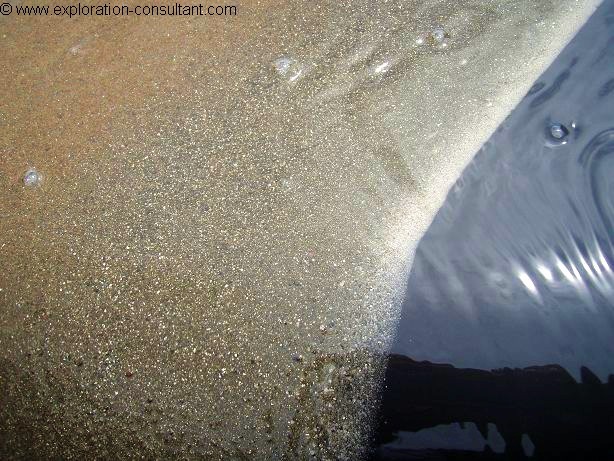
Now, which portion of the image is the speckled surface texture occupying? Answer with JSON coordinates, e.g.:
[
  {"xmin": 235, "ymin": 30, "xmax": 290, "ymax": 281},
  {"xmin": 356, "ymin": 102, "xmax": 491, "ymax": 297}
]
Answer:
[{"xmin": 0, "ymin": 1, "xmax": 599, "ymax": 459}]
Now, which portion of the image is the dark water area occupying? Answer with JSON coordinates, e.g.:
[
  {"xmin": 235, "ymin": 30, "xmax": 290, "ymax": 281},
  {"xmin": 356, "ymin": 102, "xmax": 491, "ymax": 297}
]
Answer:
[
  {"xmin": 374, "ymin": 356, "xmax": 614, "ymax": 460},
  {"xmin": 373, "ymin": 0, "xmax": 614, "ymax": 459}
]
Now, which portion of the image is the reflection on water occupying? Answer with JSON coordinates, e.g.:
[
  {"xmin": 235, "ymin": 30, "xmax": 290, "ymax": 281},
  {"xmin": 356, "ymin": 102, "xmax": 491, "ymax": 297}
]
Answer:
[
  {"xmin": 373, "ymin": 355, "xmax": 614, "ymax": 460},
  {"xmin": 382, "ymin": 422, "xmax": 506, "ymax": 455},
  {"xmin": 392, "ymin": 0, "xmax": 614, "ymax": 381},
  {"xmin": 379, "ymin": 1, "xmax": 614, "ymax": 459}
]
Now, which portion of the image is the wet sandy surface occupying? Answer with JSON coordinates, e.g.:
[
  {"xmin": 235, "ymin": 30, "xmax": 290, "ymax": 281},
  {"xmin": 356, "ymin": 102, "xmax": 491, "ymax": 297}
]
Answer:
[{"xmin": 0, "ymin": 1, "xmax": 600, "ymax": 459}]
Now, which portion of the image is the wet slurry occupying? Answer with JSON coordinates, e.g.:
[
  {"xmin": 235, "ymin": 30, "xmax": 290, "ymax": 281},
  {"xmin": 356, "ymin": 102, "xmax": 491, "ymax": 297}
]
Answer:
[
  {"xmin": 0, "ymin": 0, "xmax": 602, "ymax": 459},
  {"xmin": 374, "ymin": 1, "xmax": 614, "ymax": 459}
]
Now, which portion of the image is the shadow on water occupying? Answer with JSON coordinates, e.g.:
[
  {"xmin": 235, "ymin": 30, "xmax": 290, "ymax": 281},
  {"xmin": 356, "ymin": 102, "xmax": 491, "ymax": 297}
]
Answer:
[
  {"xmin": 372, "ymin": 1, "xmax": 614, "ymax": 459},
  {"xmin": 374, "ymin": 356, "xmax": 614, "ymax": 460}
]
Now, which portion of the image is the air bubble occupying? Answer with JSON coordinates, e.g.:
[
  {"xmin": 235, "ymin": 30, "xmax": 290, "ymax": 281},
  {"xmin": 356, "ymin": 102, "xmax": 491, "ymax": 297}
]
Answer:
[
  {"xmin": 23, "ymin": 168, "xmax": 42, "ymax": 187},
  {"xmin": 422, "ymin": 26, "xmax": 450, "ymax": 49},
  {"xmin": 431, "ymin": 27, "xmax": 446, "ymax": 44},
  {"xmin": 273, "ymin": 56, "xmax": 305, "ymax": 83},
  {"xmin": 550, "ymin": 123, "xmax": 569, "ymax": 140},
  {"xmin": 274, "ymin": 57, "xmax": 293, "ymax": 76}
]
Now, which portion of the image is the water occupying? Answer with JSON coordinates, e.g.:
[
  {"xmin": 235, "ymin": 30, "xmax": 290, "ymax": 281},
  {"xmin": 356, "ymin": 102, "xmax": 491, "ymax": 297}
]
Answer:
[
  {"xmin": 390, "ymin": 0, "xmax": 614, "ymax": 380},
  {"xmin": 375, "ymin": 1, "xmax": 614, "ymax": 458}
]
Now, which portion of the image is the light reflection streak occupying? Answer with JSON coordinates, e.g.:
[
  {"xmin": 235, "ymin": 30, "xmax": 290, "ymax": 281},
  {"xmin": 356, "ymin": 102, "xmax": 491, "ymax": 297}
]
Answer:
[
  {"xmin": 516, "ymin": 268, "xmax": 542, "ymax": 303},
  {"xmin": 535, "ymin": 261, "xmax": 554, "ymax": 283}
]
